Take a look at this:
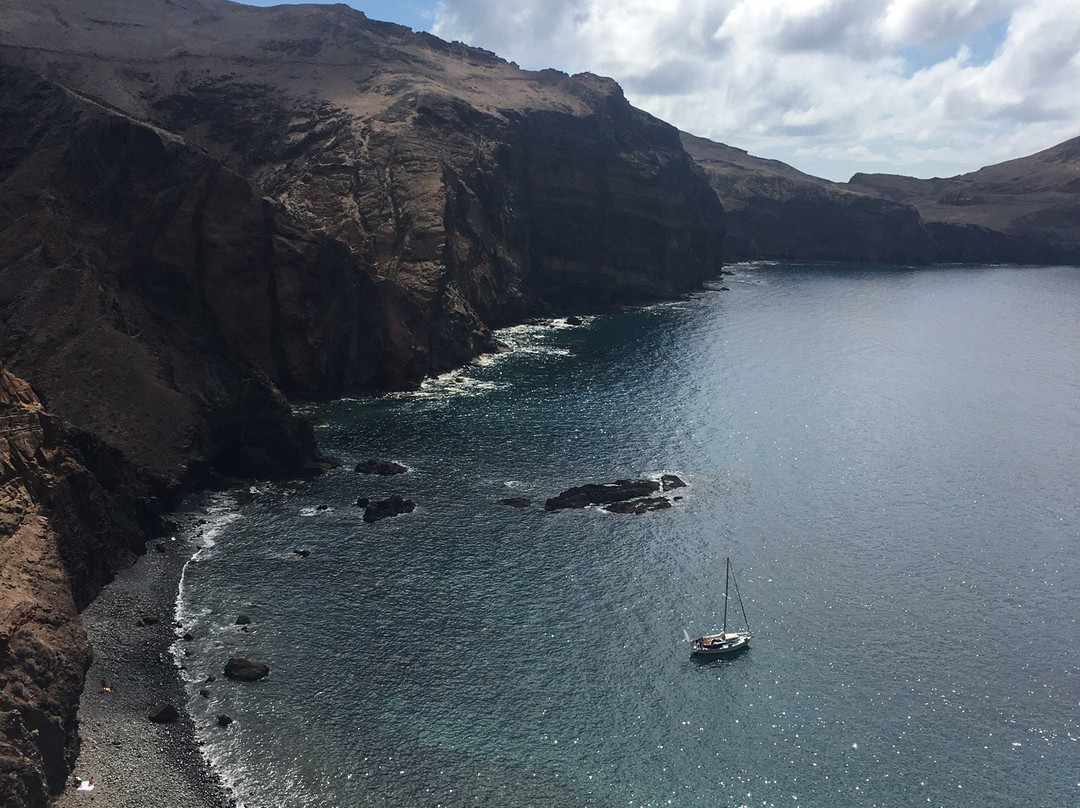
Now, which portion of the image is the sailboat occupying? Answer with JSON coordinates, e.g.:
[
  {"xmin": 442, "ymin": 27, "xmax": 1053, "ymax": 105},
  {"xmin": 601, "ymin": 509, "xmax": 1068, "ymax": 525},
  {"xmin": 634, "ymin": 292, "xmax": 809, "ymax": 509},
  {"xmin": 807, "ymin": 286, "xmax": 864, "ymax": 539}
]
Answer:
[{"xmin": 687, "ymin": 557, "xmax": 751, "ymax": 657}]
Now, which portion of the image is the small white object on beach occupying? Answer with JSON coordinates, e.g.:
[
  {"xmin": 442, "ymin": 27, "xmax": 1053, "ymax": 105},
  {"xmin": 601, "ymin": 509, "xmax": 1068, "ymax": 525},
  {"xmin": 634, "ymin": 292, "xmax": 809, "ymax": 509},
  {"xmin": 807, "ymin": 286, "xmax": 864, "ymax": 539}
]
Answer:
[{"xmin": 77, "ymin": 779, "xmax": 95, "ymax": 792}]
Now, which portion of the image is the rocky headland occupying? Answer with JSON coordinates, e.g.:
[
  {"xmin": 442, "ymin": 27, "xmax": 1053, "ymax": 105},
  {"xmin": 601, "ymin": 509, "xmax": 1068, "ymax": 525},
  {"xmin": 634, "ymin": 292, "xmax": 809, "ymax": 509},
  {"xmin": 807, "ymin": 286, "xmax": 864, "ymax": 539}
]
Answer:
[
  {"xmin": 0, "ymin": 0, "xmax": 1077, "ymax": 805},
  {"xmin": 683, "ymin": 132, "xmax": 1080, "ymax": 264},
  {"xmin": 0, "ymin": 1, "xmax": 723, "ymax": 802}
]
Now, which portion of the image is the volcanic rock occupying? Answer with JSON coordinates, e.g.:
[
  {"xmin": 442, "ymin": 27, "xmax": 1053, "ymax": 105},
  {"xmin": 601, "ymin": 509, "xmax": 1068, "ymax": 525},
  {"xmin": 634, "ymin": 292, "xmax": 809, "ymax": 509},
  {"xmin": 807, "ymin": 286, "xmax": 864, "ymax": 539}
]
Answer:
[
  {"xmin": 363, "ymin": 495, "xmax": 417, "ymax": 523},
  {"xmin": 604, "ymin": 497, "xmax": 672, "ymax": 514},
  {"xmin": 147, "ymin": 704, "xmax": 179, "ymax": 724},
  {"xmin": 659, "ymin": 474, "xmax": 687, "ymax": 491},
  {"xmin": 224, "ymin": 658, "xmax": 270, "ymax": 682},
  {"xmin": 545, "ymin": 479, "xmax": 662, "ymax": 511}
]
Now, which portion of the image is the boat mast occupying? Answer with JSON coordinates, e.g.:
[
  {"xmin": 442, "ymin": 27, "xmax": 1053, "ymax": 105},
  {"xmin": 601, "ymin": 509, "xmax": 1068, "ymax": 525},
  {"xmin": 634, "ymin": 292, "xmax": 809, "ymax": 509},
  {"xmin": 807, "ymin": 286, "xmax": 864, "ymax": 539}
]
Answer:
[{"xmin": 722, "ymin": 557, "xmax": 730, "ymax": 635}]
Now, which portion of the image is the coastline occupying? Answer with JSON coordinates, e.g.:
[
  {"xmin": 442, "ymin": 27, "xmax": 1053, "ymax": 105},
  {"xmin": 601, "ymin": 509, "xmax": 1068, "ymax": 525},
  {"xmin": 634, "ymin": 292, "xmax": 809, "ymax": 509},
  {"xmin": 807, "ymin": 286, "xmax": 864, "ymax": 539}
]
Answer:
[{"xmin": 52, "ymin": 507, "xmax": 234, "ymax": 808}]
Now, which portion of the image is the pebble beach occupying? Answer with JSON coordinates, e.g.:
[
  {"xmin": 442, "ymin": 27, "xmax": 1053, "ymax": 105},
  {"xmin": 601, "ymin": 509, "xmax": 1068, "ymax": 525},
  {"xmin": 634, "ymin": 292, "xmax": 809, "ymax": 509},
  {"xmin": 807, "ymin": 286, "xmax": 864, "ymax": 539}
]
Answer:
[{"xmin": 53, "ymin": 512, "xmax": 233, "ymax": 808}]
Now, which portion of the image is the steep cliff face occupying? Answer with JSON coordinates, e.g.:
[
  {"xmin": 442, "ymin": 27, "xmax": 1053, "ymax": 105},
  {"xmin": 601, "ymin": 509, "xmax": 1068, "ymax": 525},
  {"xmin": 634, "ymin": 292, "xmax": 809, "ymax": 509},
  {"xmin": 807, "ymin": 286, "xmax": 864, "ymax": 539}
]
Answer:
[
  {"xmin": 684, "ymin": 129, "xmax": 1080, "ymax": 264},
  {"xmin": 0, "ymin": 0, "xmax": 723, "ymax": 455},
  {"xmin": 681, "ymin": 133, "xmax": 938, "ymax": 263},
  {"xmin": 0, "ymin": 366, "xmax": 146, "ymax": 807},
  {"xmin": 0, "ymin": 5, "xmax": 725, "ymax": 801},
  {"xmin": 0, "ymin": 64, "xmax": 380, "ymax": 486}
]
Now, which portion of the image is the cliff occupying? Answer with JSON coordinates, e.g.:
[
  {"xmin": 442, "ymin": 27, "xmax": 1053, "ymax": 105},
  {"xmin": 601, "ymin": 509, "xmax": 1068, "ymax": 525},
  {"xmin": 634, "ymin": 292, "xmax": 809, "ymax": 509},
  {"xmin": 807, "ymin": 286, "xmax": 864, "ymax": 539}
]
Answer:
[
  {"xmin": 683, "ymin": 131, "xmax": 1080, "ymax": 264},
  {"xmin": 0, "ymin": 365, "xmax": 147, "ymax": 807},
  {"xmin": 0, "ymin": 2, "xmax": 725, "ymax": 800},
  {"xmin": 849, "ymin": 136, "xmax": 1080, "ymax": 264},
  {"xmin": 681, "ymin": 132, "xmax": 937, "ymax": 263}
]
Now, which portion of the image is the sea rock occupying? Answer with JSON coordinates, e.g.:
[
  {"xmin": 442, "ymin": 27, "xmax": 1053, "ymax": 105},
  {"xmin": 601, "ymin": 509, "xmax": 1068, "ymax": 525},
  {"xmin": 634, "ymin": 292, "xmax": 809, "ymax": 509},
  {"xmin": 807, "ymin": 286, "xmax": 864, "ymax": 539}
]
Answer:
[
  {"xmin": 604, "ymin": 497, "xmax": 672, "ymax": 514},
  {"xmin": 363, "ymin": 495, "xmax": 417, "ymax": 523},
  {"xmin": 356, "ymin": 497, "xmax": 370, "ymax": 508},
  {"xmin": 497, "ymin": 497, "xmax": 532, "ymax": 508},
  {"xmin": 235, "ymin": 614, "xmax": 252, "ymax": 626},
  {"xmin": 292, "ymin": 549, "xmax": 311, "ymax": 558},
  {"xmin": 147, "ymin": 704, "xmax": 179, "ymax": 724},
  {"xmin": 216, "ymin": 714, "xmax": 233, "ymax": 728},
  {"xmin": 660, "ymin": 474, "xmax": 687, "ymax": 491},
  {"xmin": 565, "ymin": 315, "xmax": 583, "ymax": 326},
  {"xmin": 354, "ymin": 459, "xmax": 408, "ymax": 475},
  {"xmin": 545, "ymin": 479, "xmax": 662, "ymax": 511},
  {"xmin": 224, "ymin": 657, "xmax": 270, "ymax": 682}
]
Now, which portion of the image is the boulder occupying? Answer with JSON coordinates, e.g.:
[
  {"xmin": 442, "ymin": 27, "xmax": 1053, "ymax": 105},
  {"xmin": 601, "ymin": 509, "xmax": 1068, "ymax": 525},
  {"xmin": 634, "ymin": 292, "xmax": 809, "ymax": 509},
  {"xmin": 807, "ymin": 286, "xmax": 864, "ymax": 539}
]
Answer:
[
  {"xmin": 224, "ymin": 657, "xmax": 270, "ymax": 682},
  {"xmin": 363, "ymin": 495, "xmax": 416, "ymax": 523},
  {"xmin": 148, "ymin": 703, "xmax": 179, "ymax": 723},
  {"xmin": 235, "ymin": 614, "xmax": 252, "ymax": 625},
  {"xmin": 216, "ymin": 714, "xmax": 233, "ymax": 728},
  {"xmin": 355, "ymin": 459, "xmax": 408, "ymax": 475},
  {"xmin": 660, "ymin": 474, "xmax": 687, "ymax": 491}
]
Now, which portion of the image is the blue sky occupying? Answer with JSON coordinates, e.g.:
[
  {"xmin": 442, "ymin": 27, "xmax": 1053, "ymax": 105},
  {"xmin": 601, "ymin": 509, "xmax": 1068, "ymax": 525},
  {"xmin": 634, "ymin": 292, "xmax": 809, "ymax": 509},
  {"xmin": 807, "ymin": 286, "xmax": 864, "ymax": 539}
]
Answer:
[{"xmin": 236, "ymin": 1, "xmax": 1080, "ymax": 182}]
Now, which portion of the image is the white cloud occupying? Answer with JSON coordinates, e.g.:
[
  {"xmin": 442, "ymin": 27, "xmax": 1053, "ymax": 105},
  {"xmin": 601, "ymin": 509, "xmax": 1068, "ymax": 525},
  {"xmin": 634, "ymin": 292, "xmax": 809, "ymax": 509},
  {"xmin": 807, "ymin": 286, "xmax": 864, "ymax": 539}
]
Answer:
[{"xmin": 433, "ymin": 0, "xmax": 1080, "ymax": 181}]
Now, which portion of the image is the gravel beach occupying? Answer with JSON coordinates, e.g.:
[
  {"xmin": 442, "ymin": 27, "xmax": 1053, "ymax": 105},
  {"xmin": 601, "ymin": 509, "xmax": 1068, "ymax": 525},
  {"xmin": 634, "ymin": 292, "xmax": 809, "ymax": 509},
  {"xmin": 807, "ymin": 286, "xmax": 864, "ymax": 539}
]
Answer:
[{"xmin": 52, "ymin": 510, "xmax": 234, "ymax": 808}]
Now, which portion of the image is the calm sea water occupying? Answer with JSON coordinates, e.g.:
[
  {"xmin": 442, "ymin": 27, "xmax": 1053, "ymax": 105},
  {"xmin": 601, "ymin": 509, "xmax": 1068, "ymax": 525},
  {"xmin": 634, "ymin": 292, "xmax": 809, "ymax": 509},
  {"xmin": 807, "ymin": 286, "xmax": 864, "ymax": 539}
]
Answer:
[{"xmin": 175, "ymin": 264, "xmax": 1080, "ymax": 808}]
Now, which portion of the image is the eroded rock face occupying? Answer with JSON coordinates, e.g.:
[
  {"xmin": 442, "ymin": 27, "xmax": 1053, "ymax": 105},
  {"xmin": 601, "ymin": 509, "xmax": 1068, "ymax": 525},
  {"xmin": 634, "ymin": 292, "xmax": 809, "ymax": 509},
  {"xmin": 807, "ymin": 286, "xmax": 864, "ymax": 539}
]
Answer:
[
  {"xmin": 683, "ymin": 130, "xmax": 1080, "ymax": 264},
  {"xmin": 0, "ymin": 366, "xmax": 146, "ymax": 806},
  {"xmin": 681, "ymin": 133, "xmax": 938, "ymax": 263}
]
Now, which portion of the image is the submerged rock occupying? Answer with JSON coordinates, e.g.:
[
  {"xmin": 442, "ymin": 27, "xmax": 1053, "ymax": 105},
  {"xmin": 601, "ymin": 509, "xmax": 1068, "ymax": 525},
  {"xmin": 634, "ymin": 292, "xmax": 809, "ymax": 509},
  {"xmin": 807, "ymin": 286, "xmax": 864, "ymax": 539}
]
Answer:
[
  {"xmin": 545, "ymin": 479, "xmax": 661, "ymax": 511},
  {"xmin": 224, "ymin": 657, "xmax": 270, "ymax": 682},
  {"xmin": 235, "ymin": 614, "xmax": 252, "ymax": 626},
  {"xmin": 355, "ymin": 459, "xmax": 408, "ymax": 475},
  {"xmin": 497, "ymin": 497, "xmax": 532, "ymax": 508},
  {"xmin": 604, "ymin": 497, "xmax": 672, "ymax": 514},
  {"xmin": 363, "ymin": 495, "xmax": 416, "ymax": 523}
]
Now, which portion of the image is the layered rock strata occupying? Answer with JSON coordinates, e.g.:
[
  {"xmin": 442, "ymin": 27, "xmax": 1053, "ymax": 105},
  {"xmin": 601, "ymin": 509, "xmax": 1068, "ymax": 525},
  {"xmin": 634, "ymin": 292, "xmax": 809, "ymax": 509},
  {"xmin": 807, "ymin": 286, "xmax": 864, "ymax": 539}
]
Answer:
[
  {"xmin": 0, "ymin": 3, "xmax": 726, "ymax": 803},
  {"xmin": 0, "ymin": 366, "xmax": 146, "ymax": 807},
  {"xmin": 683, "ymin": 131, "xmax": 1080, "ymax": 264}
]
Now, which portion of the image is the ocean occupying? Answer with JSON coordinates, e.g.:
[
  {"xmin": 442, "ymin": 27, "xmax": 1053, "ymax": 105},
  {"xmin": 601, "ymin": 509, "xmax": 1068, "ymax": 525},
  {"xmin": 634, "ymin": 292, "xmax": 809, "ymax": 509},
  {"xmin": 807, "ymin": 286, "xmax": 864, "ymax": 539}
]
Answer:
[{"xmin": 174, "ymin": 263, "xmax": 1079, "ymax": 808}]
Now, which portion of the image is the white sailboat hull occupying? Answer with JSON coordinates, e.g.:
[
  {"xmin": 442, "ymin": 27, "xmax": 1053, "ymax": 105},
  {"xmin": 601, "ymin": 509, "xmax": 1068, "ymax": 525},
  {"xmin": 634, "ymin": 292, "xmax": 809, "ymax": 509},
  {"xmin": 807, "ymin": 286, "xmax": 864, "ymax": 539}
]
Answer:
[{"xmin": 689, "ymin": 630, "xmax": 751, "ymax": 657}]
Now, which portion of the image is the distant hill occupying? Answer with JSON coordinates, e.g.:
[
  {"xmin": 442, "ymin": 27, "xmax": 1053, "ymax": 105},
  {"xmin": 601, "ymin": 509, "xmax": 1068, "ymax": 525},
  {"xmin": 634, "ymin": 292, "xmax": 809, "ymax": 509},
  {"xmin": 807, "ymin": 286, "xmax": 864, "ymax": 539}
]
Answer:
[
  {"xmin": 848, "ymin": 136, "xmax": 1080, "ymax": 263},
  {"xmin": 684, "ymin": 132, "xmax": 1080, "ymax": 264}
]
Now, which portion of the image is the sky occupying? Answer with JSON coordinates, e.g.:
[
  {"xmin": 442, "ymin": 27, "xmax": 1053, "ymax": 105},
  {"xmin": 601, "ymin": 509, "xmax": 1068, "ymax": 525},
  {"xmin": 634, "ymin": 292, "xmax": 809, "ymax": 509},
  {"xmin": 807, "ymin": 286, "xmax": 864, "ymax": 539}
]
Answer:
[{"xmin": 238, "ymin": 1, "xmax": 1080, "ymax": 182}]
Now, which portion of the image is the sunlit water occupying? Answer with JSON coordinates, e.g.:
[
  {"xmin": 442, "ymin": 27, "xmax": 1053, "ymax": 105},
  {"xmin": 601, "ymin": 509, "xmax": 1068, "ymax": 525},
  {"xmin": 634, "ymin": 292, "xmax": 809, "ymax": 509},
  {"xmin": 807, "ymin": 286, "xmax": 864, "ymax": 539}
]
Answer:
[{"xmin": 174, "ymin": 264, "xmax": 1080, "ymax": 808}]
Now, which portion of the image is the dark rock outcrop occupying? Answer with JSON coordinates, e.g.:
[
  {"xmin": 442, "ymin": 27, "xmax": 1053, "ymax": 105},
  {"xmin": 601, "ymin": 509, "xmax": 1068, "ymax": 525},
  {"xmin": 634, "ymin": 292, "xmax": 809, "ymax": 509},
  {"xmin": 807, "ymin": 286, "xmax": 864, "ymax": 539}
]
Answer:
[
  {"xmin": 147, "ymin": 704, "xmax": 179, "ymax": 724},
  {"xmin": 604, "ymin": 497, "xmax": 672, "ymax": 514},
  {"xmin": 545, "ymin": 479, "xmax": 662, "ymax": 511},
  {"xmin": 659, "ymin": 474, "xmax": 686, "ymax": 491},
  {"xmin": 363, "ymin": 495, "xmax": 417, "ymax": 523},
  {"xmin": 223, "ymin": 658, "xmax": 270, "ymax": 682},
  {"xmin": 497, "ymin": 497, "xmax": 533, "ymax": 508},
  {"xmin": 355, "ymin": 460, "xmax": 408, "ymax": 475}
]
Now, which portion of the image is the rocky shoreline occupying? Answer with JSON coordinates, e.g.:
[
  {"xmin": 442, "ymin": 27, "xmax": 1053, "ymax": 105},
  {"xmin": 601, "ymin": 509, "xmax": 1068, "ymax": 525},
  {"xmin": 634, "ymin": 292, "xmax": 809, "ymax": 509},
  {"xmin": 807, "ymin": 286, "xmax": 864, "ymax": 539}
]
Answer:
[{"xmin": 50, "ymin": 510, "xmax": 233, "ymax": 808}]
